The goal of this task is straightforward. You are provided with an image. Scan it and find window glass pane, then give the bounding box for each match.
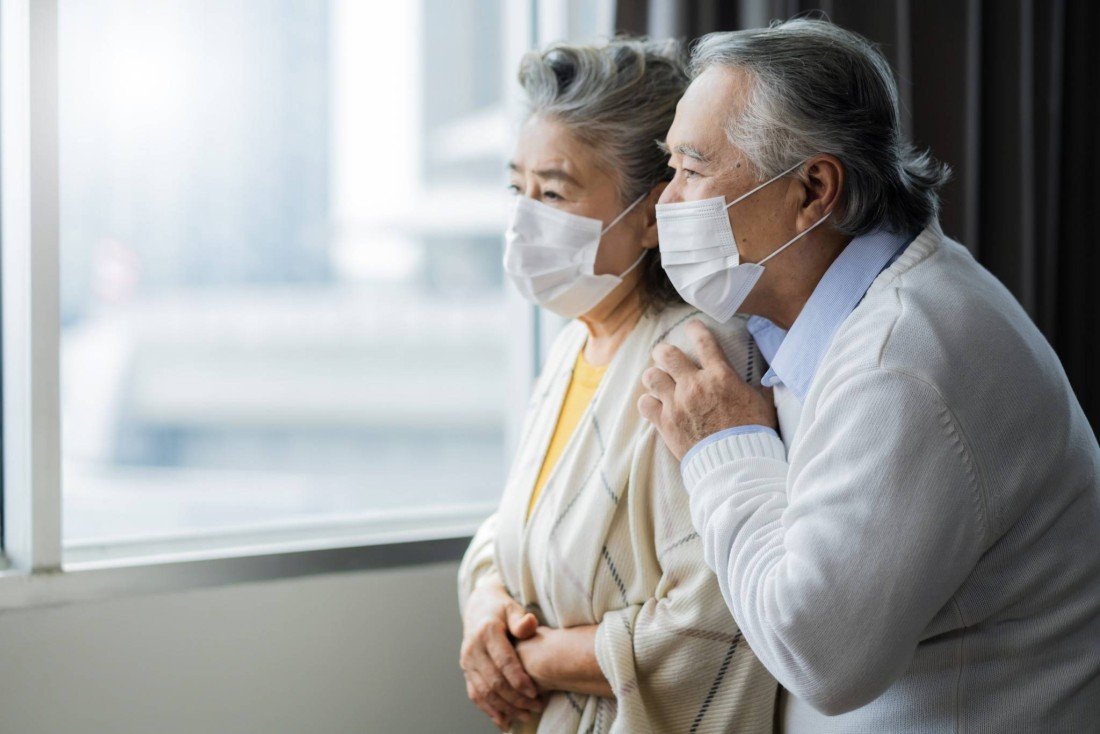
[59,0,513,545]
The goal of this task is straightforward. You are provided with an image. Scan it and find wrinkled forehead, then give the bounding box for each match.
[666,65,753,161]
[511,115,619,191]
[512,116,601,179]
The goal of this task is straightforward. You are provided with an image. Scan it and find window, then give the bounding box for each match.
[56,0,532,553]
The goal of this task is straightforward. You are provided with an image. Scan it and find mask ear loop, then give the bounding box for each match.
[617,247,649,278]
[600,192,649,235]
[594,191,652,278]
[724,159,806,211]
[758,210,833,266]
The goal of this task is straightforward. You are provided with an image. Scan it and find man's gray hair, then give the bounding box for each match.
[691,18,950,236]
[518,37,688,204]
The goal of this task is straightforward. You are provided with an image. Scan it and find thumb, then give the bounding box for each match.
[506,606,538,639]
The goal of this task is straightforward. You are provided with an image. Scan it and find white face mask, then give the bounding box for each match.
[504,193,647,319]
[655,160,831,322]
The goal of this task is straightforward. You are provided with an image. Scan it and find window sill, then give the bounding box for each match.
[0,503,490,611]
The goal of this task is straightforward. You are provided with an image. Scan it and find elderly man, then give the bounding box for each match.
[638,18,1100,733]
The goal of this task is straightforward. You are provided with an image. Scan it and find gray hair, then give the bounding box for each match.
[518,37,689,309]
[691,18,950,236]
[518,37,688,204]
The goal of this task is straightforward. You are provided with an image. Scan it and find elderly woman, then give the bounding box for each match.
[457,38,776,733]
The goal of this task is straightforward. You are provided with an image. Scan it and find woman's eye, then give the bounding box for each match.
[542,191,562,202]
[682,168,699,180]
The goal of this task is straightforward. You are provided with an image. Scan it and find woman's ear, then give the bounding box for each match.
[640,181,668,250]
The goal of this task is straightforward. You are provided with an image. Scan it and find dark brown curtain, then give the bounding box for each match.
[615,0,1100,429]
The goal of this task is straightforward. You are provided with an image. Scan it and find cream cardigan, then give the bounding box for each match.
[683,226,1100,731]
[459,303,777,734]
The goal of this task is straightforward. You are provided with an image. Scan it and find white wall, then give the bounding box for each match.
[0,561,490,733]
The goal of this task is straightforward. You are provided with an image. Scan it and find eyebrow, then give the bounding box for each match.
[656,140,712,163]
[507,161,579,186]
[677,143,712,163]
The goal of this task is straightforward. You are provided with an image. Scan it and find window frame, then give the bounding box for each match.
[0,0,603,609]
[2,0,63,578]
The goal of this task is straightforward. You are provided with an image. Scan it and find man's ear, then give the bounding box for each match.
[796,154,844,228]
[640,181,668,250]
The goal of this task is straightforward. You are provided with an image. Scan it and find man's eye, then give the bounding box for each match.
[542,191,563,202]
[682,168,699,180]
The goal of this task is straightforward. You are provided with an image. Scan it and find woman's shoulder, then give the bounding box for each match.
[652,305,762,386]
[649,302,752,339]
[538,319,588,376]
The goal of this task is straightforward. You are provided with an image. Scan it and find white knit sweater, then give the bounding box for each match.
[682,224,1100,732]
[459,304,778,734]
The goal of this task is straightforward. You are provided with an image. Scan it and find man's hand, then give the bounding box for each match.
[460,574,544,731]
[638,319,777,460]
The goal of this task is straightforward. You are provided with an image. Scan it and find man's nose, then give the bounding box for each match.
[658,180,682,205]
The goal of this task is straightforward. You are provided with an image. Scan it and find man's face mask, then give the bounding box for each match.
[655,160,831,322]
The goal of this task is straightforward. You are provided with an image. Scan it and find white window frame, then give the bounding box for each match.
[0,0,579,609]
[2,0,63,579]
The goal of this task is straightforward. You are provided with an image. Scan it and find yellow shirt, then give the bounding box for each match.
[527,350,608,519]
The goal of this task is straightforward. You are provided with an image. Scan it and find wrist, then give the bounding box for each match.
[518,627,572,692]
[524,628,558,689]
[462,577,508,630]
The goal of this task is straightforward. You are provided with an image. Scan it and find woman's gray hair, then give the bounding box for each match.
[691,18,950,236]
[518,37,689,308]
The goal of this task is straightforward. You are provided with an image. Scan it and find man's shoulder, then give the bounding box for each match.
[818,226,1068,437]
[825,231,1024,380]
[811,228,1097,546]
[884,236,1046,380]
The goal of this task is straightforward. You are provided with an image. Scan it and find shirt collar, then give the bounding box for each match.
[747,228,915,403]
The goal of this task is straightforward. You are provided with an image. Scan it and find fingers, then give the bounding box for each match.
[483,688,530,724]
[484,629,540,704]
[462,627,539,709]
[686,319,731,370]
[506,608,538,640]
[641,367,675,400]
[466,676,511,731]
[465,666,532,723]
[461,597,546,731]
[652,342,697,380]
[637,393,663,424]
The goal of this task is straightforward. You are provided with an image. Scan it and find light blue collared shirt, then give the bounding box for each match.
[681,228,915,469]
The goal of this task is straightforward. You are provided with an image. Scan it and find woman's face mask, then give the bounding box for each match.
[503,193,646,319]
[655,160,831,322]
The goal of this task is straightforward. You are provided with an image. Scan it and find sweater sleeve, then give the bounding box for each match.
[457,512,500,613]
[681,368,989,716]
[594,428,777,734]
